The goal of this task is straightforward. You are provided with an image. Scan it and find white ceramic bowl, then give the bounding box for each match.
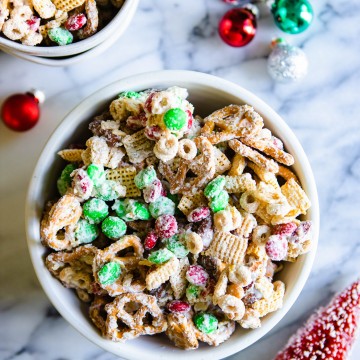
[0,0,137,67]
[0,0,138,61]
[25,70,319,360]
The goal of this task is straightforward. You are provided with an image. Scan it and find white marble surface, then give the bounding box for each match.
[1,0,360,359]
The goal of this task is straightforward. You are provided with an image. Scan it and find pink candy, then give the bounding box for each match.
[187,206,210,223]
[185,110,193,132]
[126,112,147,130]
[26,16,40,32]
[65,13,87,31]
[143,179,163,203]
[144,125,162,140]
[272,222,297,237]
[186,265,209,287]
[167,300,191,314]
[155,215,177,238]
[144,231,158,250]
[265,235,288,261]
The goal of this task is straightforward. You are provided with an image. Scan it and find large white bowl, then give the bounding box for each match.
[0,0,138,60]
[0,0,137,67]
[25,70,319,360]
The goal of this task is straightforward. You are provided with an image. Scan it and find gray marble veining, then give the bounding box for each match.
[1,0,360,359]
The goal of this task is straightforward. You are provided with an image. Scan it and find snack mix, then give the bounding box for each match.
[0,0,124,46]
[41,87,313,349]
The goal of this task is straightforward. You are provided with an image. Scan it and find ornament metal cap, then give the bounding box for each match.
[243,3,259,18]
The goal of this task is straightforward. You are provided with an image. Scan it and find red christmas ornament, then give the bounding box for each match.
[218,7,257,47]
[1,92,41,132]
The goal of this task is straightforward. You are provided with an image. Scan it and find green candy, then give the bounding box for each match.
[163,108,187,131]
[193,313,218,334]
[112,199,150,221]
[148,248,174,264]
[209,190,229,213]
[83,198,109,224]
[149,196,175,218]
[272,0,313,35]
[97,262,121,285]
[112,199,127,218]
[48,27,73,46]
[118,91,141,99]
[57,164,76,196]
[101,216,127,239]
[134,167,157,189]
[75,219,99,244]
[186,284,201,302]
[204,176,226,199]
[165,236,189,258]
[95,180,123,201]
[87,164,106,186]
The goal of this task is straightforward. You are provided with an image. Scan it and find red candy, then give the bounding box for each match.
[143,179,162,203]
[272,222,297,237]
[265,235,288,261]
[144,92,157,113]
[186,265,209,287]
[144,125,162,140]
[275,279,360,360]
[126,112,147,130]
[187,206,210,223]
[26,16,40,31]
[155,215,177,239]
[185,110,193,132]
[144,231,158,250]
[167,300,191,314]
[65,13,87,31]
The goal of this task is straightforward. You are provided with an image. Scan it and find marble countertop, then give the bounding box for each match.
[1,0,360,359]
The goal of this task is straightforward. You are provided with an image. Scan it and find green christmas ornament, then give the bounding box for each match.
[271,0,313,34]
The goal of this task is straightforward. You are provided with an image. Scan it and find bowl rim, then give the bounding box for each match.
[0,0,138,57]
[25,70,319,360]
[0,0,137,66]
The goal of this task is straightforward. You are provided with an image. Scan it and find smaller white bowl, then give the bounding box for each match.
[0,0,138,61]
[26,70,319,360]
[0,0,136,67]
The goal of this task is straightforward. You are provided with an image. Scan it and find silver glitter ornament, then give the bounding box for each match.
[267,38,308,83]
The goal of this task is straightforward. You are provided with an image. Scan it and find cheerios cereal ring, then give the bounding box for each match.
[154,132,179,162]
[2,18,29,40]
[177,139,197,161]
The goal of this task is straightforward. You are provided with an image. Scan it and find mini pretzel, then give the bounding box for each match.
[89,295,113,336]
[229,139,279,173]
[40,194,82,251]
[105,293,167,342]
[78,0,98,39]
[247,161,279,189]
[2,16,29,41]
[277,164,299,183]
[181,137,216,195]
[46,245,97,301]
[202,105,263,144]
[228,153,247,176]
[93,235,145,296]
[240,136,294,166]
